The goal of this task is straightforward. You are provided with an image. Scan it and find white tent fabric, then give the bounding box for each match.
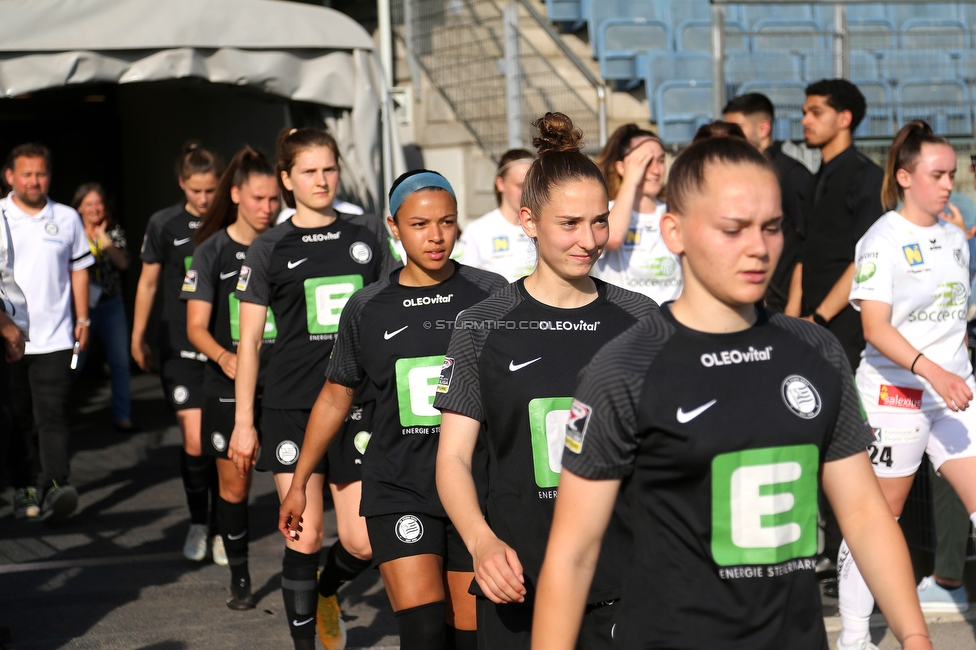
[0,0,405,212]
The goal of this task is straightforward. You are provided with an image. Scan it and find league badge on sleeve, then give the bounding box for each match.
[565,399,592,454]
[181,270,197,292]
[236,265,251,292]
[436,357,455,394]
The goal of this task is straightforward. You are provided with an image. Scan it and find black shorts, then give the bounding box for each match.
[445,520,473,573]
[366,512,449,566]
[257,408,327,474]
[327,399,373,484]
[159,356,205,411]
[475,597,618,650]
[201,396,263,459]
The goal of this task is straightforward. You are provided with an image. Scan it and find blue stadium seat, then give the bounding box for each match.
[803,51,881,82]
[598,18,672,81]
[752,19,827,51]
[896,80,972,135]
[737,81,806,140]
[725,52,803,91]
[852,80,895,138]
[676,19,749,52]
[546,0,583,23]
[654,80,713,143]
[668,0,710,25]
[891,3,966,29]
[845,5,897,49]
[954,49,976,82]
[741,4,824,30]
[900,18,969,49]
[586,0,667,57]
[846,4,892,25]
[643,52,711,118]
[879,49,956,83]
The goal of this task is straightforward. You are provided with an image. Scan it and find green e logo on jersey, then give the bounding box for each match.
[228,293,277,340]
[395,356,445,427]
[711,444,818,566]
[528,397,573,488]
[303,275,364,334]
[184,256,193,273]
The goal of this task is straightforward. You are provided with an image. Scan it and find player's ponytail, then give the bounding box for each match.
[275,127,342,209]
[521,112,607,221]
[196,147,275,244]
[882,120,949,211]
[176,140,223,182]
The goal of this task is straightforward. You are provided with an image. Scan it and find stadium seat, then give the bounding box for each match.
[545,0,584,23]
[725,52,803,92]
[896,80,972,135]
[900,18,969,49]
[852,80,896,138]
[846,3,892,25]
[737,81,806,141]
[586,0,666,56]
[653,80,713,143]
[752,19,827,51]
[668,0,710,25]
[598,18,672,81]
[954,48,976,83]
[643,52,711,118]
[741,4,823,30]
[803,51,881,83]
[879,49,956,83]
[891,3,966,29]
[676,19,749,52]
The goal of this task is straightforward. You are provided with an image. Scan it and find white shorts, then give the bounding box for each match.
[865,382,976,478]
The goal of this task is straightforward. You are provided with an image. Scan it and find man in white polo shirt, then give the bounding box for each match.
[3,143,92,523]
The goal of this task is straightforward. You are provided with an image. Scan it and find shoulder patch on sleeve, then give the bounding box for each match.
[236,265,251,292]
[182,270,197,292]
[565,398,593,454]
[436,357,455,394]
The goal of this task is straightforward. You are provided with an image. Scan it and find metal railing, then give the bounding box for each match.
[393,0,607,161]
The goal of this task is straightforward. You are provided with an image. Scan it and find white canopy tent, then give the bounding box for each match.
[0,0,406,214]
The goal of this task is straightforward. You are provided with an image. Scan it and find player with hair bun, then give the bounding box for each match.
[434,112,656,649]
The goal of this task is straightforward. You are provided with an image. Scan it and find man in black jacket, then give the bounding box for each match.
[724,93,812,312]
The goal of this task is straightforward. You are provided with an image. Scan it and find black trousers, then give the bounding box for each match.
[0,355,11,488]
[9,350,73,490]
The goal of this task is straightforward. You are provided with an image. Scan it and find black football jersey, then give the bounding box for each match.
[180,229,277,398]
[141,203,202,356]
[562,307,874,649]
[235,213,400,410]
[327,262,508,517]
[433,278,656,603]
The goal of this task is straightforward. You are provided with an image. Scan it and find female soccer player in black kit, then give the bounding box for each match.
[181,147,279,609]
[279,170,508,649]
[132,142,225,563]
[532,133,932,649]
[233,127,398,650]
[432,113,656,650]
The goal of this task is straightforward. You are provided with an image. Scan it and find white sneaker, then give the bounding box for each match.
[836,637,879,650]
[183,524,209,561]
[211,535,228,566]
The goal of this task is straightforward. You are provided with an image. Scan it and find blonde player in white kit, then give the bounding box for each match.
[836,120,976,650]
[594,124,681,303]
[455,149,536,282]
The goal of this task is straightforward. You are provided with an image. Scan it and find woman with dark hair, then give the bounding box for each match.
[532,132,930,650]
[433,112,655,649]
[180,146,279,610]
[232,127,399,650]
[835,120,976,650]
[456,149,536,282]
[72,183,132,431]
[131,141,226,563]
[594,123,681,303]
[279,169,507,649]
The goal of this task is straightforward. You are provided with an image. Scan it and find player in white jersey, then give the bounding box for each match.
[455,149,536,282]
[836,121,976,649]
[593,124,682,303]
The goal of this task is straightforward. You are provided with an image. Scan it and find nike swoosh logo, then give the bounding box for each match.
[676,399,717,424]
[173,237,191,246]
[227,530,247,540]
[384,326,408,340]
[219,271,238,280]
[509,357,541,372]
[293,617,314,627]
[287,258,308,269]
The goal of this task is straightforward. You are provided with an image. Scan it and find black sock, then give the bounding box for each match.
[452,627,477,650]
[292,639,315,650]
[180,451,211,525]
[282,547,319,640]
[935,578,962,590]
[395,601,446,650]
[217,497,249,583]
[318,541,371,597]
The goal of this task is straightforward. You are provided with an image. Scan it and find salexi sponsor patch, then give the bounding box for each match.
[181,270,198,292]
[436,357,455,394]
[700,346,773,367]
[564,399,593,454]
[878,384,922,410]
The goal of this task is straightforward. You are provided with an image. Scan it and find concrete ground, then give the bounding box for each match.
[2,372,976,649]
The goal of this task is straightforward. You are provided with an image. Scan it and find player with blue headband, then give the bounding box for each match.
[280,168,507,649]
